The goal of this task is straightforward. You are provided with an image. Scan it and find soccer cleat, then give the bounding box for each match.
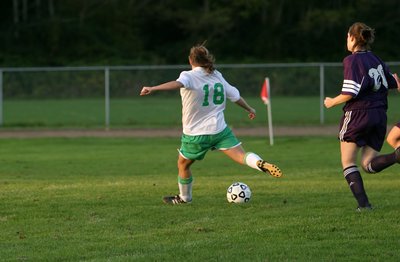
[256,160,283,178]
[356,205,373,212]
[162,195,191,204]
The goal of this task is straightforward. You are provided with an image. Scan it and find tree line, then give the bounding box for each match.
[1,0,399,67]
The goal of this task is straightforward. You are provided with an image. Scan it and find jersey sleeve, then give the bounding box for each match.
[376,56,398,90]
[213,70,240,102]
[385,69,398,90]
[341,56,361,97]
[176,71,192,89]
[224,81,241,102]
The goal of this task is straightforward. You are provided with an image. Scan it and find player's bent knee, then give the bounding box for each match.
[177,157,194,170]
[362,163,376,174]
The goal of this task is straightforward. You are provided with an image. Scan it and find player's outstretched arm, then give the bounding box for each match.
[393,73,400,92]
[234,97,256,120]
[140,81,184,96]
[324,94,352,108]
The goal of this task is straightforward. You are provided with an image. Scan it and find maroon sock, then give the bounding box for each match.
[369,152,397,173]
[344,166,370,207]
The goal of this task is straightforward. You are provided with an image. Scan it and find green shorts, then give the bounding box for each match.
[179,127,241,160]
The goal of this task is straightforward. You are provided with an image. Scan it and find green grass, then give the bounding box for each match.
[3,95,400,128]
[0,136,399,261]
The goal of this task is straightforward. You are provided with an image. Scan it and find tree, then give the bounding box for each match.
[1,0,399,66]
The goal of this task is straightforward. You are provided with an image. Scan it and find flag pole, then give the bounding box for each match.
[260,77,274,146]
[266,78,274,146]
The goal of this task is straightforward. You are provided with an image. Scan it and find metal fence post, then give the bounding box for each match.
[319,64,325,124]
[0,70,3,126]
[105,67,110,130]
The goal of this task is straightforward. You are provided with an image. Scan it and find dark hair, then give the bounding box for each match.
[189,44,215,74]
[348,22,375,51]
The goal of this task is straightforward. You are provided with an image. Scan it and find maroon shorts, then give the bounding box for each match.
[396,121,400,128]
[338,108,387,151]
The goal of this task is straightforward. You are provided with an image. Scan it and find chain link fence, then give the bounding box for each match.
[1,62,400,128]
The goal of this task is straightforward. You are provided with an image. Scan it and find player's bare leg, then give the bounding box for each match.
[163,155,195,204]
[387,126,400,149]
[382,125,400,165]
[222,144,282,178]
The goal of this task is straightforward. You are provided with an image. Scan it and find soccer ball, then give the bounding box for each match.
[226,182,251,203]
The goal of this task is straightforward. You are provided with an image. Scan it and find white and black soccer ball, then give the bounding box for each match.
[226,182,251,203]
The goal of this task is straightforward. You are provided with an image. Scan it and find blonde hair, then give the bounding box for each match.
[189,43,215,74]
[348,22,375,51]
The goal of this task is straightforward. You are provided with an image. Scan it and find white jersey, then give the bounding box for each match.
[176,67,241,135]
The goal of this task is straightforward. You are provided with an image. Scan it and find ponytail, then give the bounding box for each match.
[189,44,215,74]
[348,22,375,50]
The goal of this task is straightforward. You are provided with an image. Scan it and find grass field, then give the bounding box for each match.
[0,136,399,261]
[3,95,400,128]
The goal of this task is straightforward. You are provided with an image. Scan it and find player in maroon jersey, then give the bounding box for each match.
[324,22,400,211]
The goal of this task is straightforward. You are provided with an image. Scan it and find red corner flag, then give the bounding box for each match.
[260,77,274,145]
[260,77,270,104]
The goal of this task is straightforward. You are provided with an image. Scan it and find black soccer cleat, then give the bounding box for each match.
[356,205,373,212]
[257,160,283,178]
[162,195,191,204]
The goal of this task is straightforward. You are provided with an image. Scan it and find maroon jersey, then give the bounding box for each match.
[341,51,397,111]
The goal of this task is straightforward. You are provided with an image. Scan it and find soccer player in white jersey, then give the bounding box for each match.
[140,44,282,204]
